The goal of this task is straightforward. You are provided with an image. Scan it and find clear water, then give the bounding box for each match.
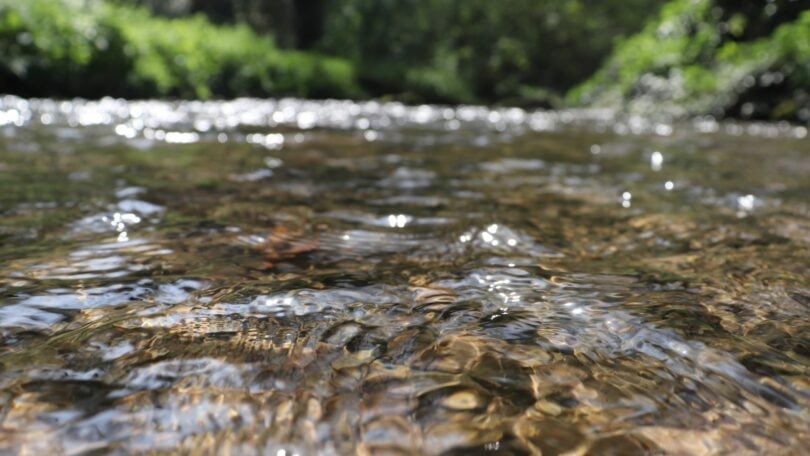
[1,96,809,454]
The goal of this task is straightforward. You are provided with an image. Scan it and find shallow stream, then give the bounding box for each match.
[1,96,809,454]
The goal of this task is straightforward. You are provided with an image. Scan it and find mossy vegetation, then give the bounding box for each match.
[570,0,810,121]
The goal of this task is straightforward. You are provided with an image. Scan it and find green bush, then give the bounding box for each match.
[0,0,360,99]
[0,0,132,97]
[569,0,810,121]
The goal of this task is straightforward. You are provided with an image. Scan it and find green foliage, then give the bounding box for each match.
[570,0,810,121]
[320,0,664,106]
[0,0,359,99]
[2,0,806,121]
[0,0,132,97]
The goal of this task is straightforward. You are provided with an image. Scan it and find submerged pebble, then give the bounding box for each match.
[441,390,487,411]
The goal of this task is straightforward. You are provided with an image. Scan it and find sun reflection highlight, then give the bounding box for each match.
[387,214,409,228]
[102,212,142,242]
[621,191,632,208]
[650,151,663,171]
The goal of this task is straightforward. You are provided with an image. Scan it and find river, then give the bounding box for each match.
[1,96,809,454]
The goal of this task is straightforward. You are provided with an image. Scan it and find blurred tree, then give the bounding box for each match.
[295,0,327,49]
[113,0,666,103]
[319,0,666,104]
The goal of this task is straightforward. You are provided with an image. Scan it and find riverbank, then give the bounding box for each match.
[1,0,808,122]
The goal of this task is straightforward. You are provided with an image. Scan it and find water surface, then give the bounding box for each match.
[1,96,809,454]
